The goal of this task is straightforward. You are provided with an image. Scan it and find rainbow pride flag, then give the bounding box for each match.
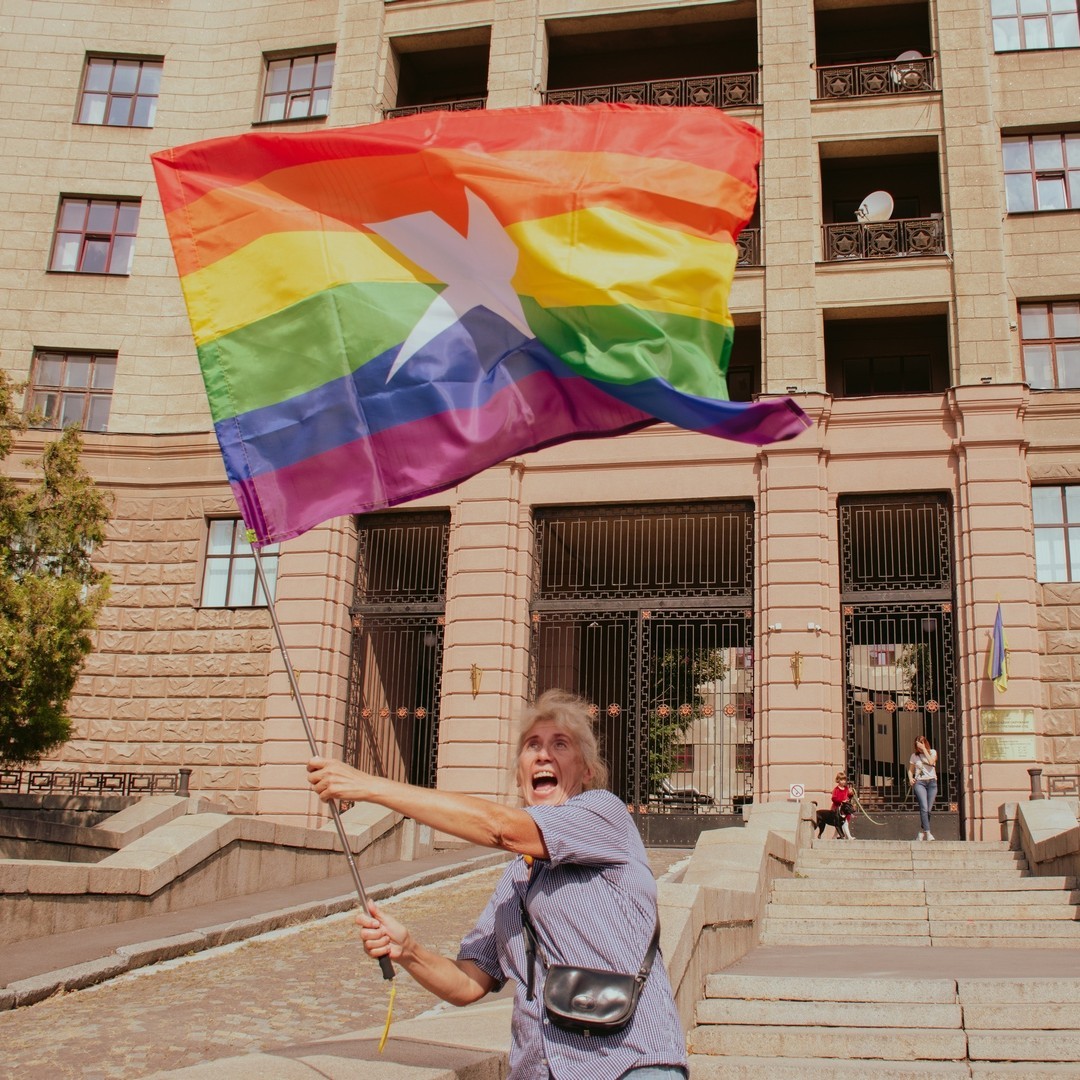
[153,104,810,545]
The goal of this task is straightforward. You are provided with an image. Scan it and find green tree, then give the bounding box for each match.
[0,371,112,766]
[645,645,727,798]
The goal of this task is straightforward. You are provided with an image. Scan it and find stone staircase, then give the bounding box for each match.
[688,839,1080,1077]
[763,839,1080,947]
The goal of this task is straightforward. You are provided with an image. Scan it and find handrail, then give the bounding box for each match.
[542,71,759,110]
[816,56,936,99]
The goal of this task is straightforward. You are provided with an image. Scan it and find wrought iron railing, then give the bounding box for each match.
[736,228,761,268]
[823,217,946,262]
[383,97,487,120]
[0,768,190,796]
[542,72,759,111]
[816,56,936,100]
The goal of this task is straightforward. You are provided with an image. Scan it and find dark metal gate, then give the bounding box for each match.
[839,494,962,838]
[531,501,755,844]
[345,512,449,788]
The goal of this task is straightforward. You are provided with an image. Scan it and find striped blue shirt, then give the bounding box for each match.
[458,789,687,1079]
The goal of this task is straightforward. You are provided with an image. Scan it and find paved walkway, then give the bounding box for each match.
[0,848,691,1079]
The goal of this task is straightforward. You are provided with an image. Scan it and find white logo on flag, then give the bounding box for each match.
[368,188,533,381]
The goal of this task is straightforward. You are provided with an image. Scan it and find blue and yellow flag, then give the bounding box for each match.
[989,603,1008,693]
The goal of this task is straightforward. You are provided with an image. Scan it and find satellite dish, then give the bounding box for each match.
[855,190,894,223]
[892,49,925,89]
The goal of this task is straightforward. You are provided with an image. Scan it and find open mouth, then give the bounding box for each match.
[532,770,558,795]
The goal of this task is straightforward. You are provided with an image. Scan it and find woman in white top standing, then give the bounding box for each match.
[908,734,938,841]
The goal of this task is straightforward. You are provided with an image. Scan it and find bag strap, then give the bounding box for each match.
[519,896,660,1002]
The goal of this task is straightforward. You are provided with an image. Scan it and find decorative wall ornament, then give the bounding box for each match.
[790,651,803,687]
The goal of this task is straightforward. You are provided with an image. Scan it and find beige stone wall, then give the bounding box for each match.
[1,0,1078,834]
[1037,584,1080,777]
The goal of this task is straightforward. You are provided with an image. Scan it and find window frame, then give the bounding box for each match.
[200,519,280,608]
[77,54,163,128]
[258,47,336,124]
[1032,485,1080,583]
[1019,300,1080,389]
[1003,133,1080,213]
[26,349,118,433]
[992,0,1080,52]
[48,196,140,275]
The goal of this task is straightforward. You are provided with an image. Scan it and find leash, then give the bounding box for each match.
[851,790,888,826]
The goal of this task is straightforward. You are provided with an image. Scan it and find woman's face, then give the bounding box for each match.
[915,737,927,752]
[517,719,593,807]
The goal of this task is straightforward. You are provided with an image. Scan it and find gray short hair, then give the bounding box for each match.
[516,689,610,791]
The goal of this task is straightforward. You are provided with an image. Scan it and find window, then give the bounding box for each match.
[78,56,162,127]
[1020,301,1080,388]
[992,0,1080,51]
[1003,134,1080,212]
[672,744,695,772]
[201,520,279,606]
[260,50,334,122]
[1033,486,1080,581]
[28,350,117,432]
[49,197,139,274]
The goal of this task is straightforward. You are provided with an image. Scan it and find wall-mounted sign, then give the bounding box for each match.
[981,735,1037,761]
[980,708,1035,734]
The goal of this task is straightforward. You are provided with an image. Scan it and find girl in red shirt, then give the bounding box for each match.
[831,771,855,839]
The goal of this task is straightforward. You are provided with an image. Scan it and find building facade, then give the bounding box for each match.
[1,0,1078,840]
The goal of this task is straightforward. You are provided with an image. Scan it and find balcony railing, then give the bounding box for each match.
[816,56,936,100]
[384,97,487,120]
[542,72,760,111]
[0,768,190,797]
[736,228,761,267]
[822,216,946,262]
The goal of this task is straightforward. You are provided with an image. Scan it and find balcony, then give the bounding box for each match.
[816,54,936,100]
[542,72,759,111]
[384,97,486,120]
[822,216,945,261]
[825,313,950,398]
[385,27,489,119]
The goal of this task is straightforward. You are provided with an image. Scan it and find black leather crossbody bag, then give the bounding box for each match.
[519,897,660,1037]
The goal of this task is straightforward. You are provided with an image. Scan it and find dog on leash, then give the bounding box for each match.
[815,800,854,839]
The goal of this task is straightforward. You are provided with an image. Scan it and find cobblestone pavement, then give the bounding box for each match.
[0,850,691,1080]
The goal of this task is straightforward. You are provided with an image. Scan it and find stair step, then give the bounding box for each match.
[705,974,957,1003]
[767,904,928,921]
[918,875,1063,891]
[796,868,1030,882]
[969,1066,1080,1077]
[964,1003,1080,1029]
[763,917,928,936]
[760,932,931,946]
[768,885,928,902]
[690,1024,968,1060]
[930,920,1080,938]
[695,998,961,1028]
[932,904,1078,920]
[968,1030,1080,1062]
[924,936,1080,949]
[959,979,1080,1003]
[687,1055,972,1079]
[924,884,1079,899]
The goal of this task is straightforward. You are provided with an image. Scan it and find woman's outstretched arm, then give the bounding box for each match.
[307,757,548,859]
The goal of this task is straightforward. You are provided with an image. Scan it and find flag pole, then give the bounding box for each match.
[252,546,394,981]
